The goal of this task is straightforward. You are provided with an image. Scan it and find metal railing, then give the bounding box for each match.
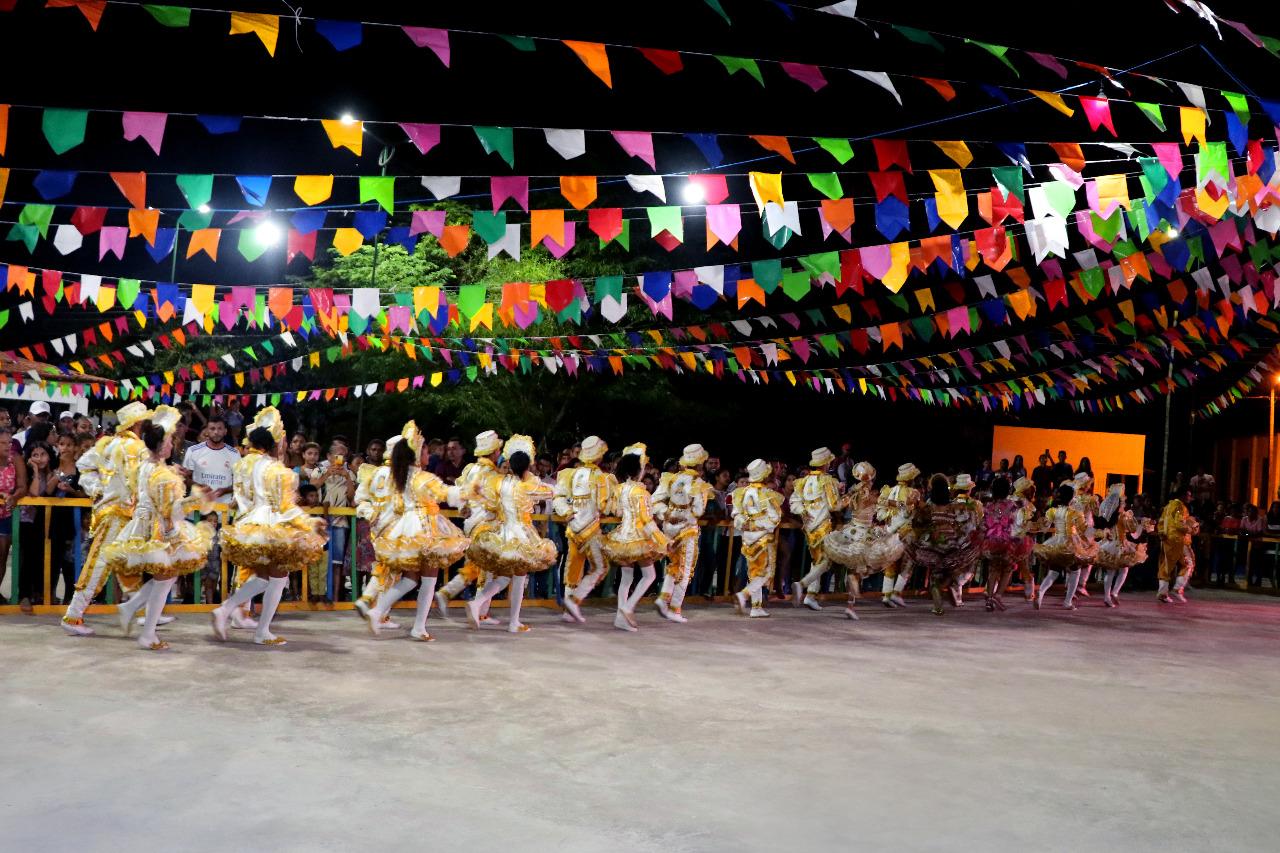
[10,498,1250,615]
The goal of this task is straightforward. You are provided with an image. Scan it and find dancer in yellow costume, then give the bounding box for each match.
[1033,483,1097,611]
[789,446,849,612]
[106,406,213,650]
[364,422,469,641]
[1157,489,1199,604]
[354,434,403,630]
[60,401,153,636]
[212,407,326,646]
[825,461,886,620]
[652,443,714,623]
[731,459,783,618]
[436,430,505,626]
[552,435,616,624]
[875,463,922,608]
[1069,471,1100,598]
[1095,483,1152,608]
[603,443,668,632]
[463,435,557,634]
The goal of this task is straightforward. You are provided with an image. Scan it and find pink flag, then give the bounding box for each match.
[400,123,441,156]
[611,130,656,168]
[780,62,828,91]
[491,176,529,213]
[122,111,167,155]
[402,27,450,66]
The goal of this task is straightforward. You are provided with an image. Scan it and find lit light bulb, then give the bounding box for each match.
[681,183,706,205]
[340,113,357,126]
[255,221,282,246]
[1167,226,1179,237]
[197,203,211,214]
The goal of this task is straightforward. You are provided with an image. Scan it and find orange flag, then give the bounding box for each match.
[0,168,8,208]
[187,228,221,260]
[0,104,8,157]
[737,278,765,309]
[560,175,597,210]
[750,135,796,164]
[530,209,566,247]
[47,0,106,30]
[820,198,855,232]
[563,41,612,87]
[127,208,160,245]
[917,77,956,101]
[111,172,146,208]
[439,224,471,257]
[268,287,293,320]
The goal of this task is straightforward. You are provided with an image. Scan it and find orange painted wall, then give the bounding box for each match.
[991,426,1146,492]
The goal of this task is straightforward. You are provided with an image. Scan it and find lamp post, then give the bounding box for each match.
[1270,375,1280,505]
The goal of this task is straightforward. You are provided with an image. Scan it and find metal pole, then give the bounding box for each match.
[1270,383,1276,507]
[1160,310,1178,501]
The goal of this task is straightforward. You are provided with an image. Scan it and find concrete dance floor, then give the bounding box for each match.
[2,589,1277,852]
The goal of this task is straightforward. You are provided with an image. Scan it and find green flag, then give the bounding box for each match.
[807,173,842,200]
[42,108,88,155]
[143,5,191,26]
[358,176,395,213]
[474,126,515,167]
[813,137,854,165]
[176,174,214,209]
[715,55,764,86]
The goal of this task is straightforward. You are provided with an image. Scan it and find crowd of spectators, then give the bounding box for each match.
[5,399,1280,612]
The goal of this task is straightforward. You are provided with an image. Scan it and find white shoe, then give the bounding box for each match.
[733,591,748,615]
[949,585,962,607]
[381,617,401,630]
[563,595,584,623]
[561,612,578,623]
[667,610,688,623]
[1157,593,1173,604]
[655,597,671,618]
[1102,596,1115,608]
[253,634,288,646]
[749,607,770,618]
[613,612,637,632]
[465,601,482,630]
[137,636,170,651]
[409,630,435,642]
[890,594,907,608]
[210,607,229,641]
[354,599,372,620]
[1173,590,1187,604]
[509,622,531,634]
[479,613,505,627]
[844,607,859,621]
[61,618,94,636]
[803,594,822,611]
[434,591,453,622]
[230,610,258,630]
[367,611,384,636]
[136,614,176,627]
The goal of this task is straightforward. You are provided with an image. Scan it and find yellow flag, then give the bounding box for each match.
[1029,90,1075,117]
[294,175,334,206]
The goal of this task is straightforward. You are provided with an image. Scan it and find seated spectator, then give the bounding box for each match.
[974,460,994,490]
[1266,500,1280,533]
